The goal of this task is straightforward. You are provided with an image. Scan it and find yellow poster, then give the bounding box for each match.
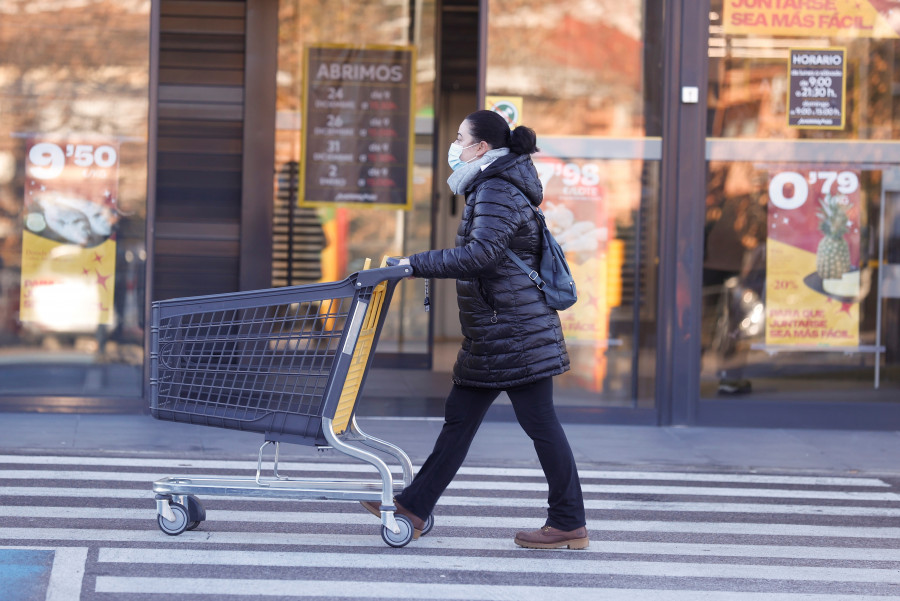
[765,169,861,346]
[723,0,900,38]
[485,96,524,128]
[20,139,119,329]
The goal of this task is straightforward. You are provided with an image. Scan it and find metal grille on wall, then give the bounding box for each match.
[272,162,326,288]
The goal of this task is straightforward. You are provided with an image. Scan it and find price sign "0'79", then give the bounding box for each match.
[27,142,118,180]
[768,170,859,211]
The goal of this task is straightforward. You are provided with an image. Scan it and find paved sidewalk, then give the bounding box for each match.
[1,412,899,475]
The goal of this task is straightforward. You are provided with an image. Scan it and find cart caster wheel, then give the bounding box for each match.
[381,514,414,548]
[157,502,189,536]
[421,513,434,536]
[184,495,205,530]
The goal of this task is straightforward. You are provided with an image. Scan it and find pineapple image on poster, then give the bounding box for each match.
[765,169,861,347]
[815,194,856,294]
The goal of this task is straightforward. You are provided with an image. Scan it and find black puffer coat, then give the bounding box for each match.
[409,152,569,389]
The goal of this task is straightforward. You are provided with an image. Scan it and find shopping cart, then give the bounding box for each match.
[149,263,432,547]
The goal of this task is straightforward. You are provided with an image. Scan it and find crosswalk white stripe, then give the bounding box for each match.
[96,547,900,583]
[91,577,898,601]
[441,496,900,517]
[1,507,898,538]
[0,455,886,487]
[5,528,898,562]
[4,486,899,518]
[447,481,900,500]
[0,486,148,499]
[3,470,895,501]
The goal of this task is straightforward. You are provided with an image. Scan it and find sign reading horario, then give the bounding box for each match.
[301,44,415,209]
[788,48,846,129]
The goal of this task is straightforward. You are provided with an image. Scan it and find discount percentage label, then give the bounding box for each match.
[772,279,798,291]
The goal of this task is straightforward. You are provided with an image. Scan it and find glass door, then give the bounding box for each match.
[701,1,900,404]
[274,0,437,365]
[484,0,665,410]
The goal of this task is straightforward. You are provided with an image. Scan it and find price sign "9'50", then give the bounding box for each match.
[28,142,118,180]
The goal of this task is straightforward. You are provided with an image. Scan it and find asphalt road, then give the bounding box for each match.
[2,450,899,600]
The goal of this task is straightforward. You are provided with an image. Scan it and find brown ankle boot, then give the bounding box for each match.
[514,525,589,549]
[360,499,424,539]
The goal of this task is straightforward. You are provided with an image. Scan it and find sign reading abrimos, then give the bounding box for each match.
[788,48,846,129]
[301,44,415,209]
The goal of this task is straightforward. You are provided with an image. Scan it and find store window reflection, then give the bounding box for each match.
[274,0,436,358]
[486,0,663,407]
[703,2,900,399]
[0,1,149,400]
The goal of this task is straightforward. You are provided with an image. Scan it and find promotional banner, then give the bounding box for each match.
[534,156,621,391]
[765,168,861,347]
[723,0,900,38]
[20,138,119,330]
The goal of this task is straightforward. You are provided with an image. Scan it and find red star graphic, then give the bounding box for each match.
[82,267,90,275]
[839,302,854,315]
[96,270,111,290]
[93,252,103,263]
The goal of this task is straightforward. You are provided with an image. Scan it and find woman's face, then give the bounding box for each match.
[455,120,488,163]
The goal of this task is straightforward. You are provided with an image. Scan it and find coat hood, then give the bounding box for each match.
[467,152,544,207]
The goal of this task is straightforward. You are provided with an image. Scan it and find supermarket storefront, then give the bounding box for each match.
[0,0,898,428]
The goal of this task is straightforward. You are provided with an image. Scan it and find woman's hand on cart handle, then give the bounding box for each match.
[386,256,415,278]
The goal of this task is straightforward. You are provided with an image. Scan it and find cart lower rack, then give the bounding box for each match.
[149,264,431,547]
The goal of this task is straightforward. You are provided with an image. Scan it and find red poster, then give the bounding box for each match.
[765,169,861,347]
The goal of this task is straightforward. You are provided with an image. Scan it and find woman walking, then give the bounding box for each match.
[363,109,588,549]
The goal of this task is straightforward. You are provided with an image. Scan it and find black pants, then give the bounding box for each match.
[394,377,586,531]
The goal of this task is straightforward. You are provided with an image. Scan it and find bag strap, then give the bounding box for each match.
[504,183,547,290]
[504,248,546,290]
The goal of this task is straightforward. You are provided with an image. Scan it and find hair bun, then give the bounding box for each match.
[509,125,539,155]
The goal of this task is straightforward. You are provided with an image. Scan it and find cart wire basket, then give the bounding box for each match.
[149,263,431,547]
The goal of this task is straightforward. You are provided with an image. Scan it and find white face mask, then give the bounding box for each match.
[447,141,478,171]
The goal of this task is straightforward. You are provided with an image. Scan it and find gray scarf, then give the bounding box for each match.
[447,147,510,195]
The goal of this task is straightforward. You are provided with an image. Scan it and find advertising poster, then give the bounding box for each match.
[485,96,524,128]
[20,138,119,330]
[765,169,862,347]
[301,44,415,209]
[723,0,900,38]
[788,48,846,129]
[533,156,620,391]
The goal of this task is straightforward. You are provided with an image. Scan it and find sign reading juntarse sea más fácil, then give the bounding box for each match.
[301,44,415,209]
